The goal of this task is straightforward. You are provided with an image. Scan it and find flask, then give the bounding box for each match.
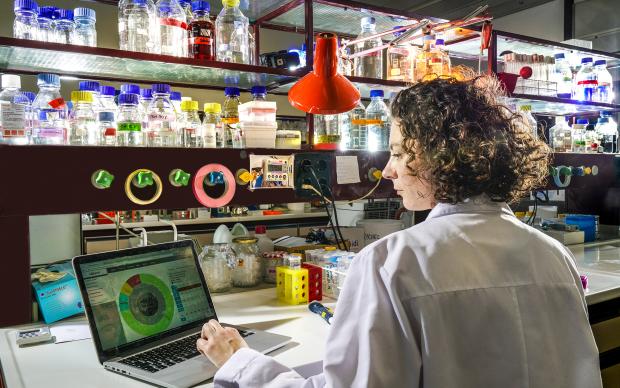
[222,87,241,148]
[347,100,367,150]
[13,0,39,40]
[571,118,588,153]
[146,83,177,147]
[37,6,59,43]
[69,91,98,145]
[202,102,220,148]
[215,0,249,64]
[188,0,215,60]
[595,114,618,153]
[549,116,572,153]
[116,93,144,146]
[73,7,97,47]
[365,90,390,151]
[594,60,614,104]
[180,100,203,147]
[552,53,572,99]
[354,16,383,79]
[387,27,413,82]
[574,57,597,102]
[0,74,30,145]
[99,112,116,146]
[55,9,75,45]
[32,73,67,145]
[118,0,160,54]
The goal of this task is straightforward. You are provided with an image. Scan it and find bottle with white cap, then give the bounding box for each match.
[354,16,383,79]
[13,0,39,40]
[0,74,30,145]
[73,8,97,47]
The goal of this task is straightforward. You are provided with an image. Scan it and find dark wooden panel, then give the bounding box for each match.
[0,216,31,327]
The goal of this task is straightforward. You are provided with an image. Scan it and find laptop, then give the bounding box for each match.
[73,240,291,388]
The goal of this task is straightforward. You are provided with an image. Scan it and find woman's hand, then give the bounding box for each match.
[196,319,249,368]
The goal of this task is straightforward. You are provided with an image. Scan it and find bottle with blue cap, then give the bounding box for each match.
[100,85,118,119]
[139,88,153,129]
[0,74,30,145]
[118,0,160,54]
[69,90,97,145]
[188,0,215,60]
[222,87,241,148]
[571,118,589,153]
[170,91,182,114]
[593,60,613,104]
[13,0,39,40]
[37,6,60,43]
[121,84,140,95]
[55,9,75,44]
[365,89,389,151]
[73,7,97,47]
[215,0,249,64]
[117,93,144,146]
[595,113,618,153]
[433,39,451,76]
[354,16,383,79]
[574,57,597,102]
[157,0,188,57]
[552,53,572,99]
[32,73,67,145]
[146,83,177,147]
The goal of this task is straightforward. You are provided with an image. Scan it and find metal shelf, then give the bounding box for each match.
[505,94,620,115]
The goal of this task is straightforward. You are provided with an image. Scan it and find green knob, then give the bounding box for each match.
[548,166,558,177]
[134,171,154,188]
[92,169,114,189]
[558,166,572,176]
[170,169,191,187]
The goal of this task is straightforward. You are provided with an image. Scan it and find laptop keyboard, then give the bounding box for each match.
[119,329,253,373]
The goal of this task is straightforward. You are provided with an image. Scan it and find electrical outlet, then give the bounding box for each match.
[294,152,332,198]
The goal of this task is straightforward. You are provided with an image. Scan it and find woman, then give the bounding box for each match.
[197,76,602,387]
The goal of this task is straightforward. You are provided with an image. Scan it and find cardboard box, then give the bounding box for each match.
[32,262,84,324]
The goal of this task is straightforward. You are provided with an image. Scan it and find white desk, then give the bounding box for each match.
[0,288,332,388]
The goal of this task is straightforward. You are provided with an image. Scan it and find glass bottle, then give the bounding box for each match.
[552,53,572,99]
[116,93,144,146]
[99,85,118,121]
[595,114,618,153]
[314,114,340,149]
[69,91,98,145]
[574,57,597,102]
[202,102,220,148]
[118,0,160,54]
[251,85,266,101]
[32,73,67,145]
[139,87,153,128]
[199,244,234,293]
[23,91,36,138]
[79,80,103,113]
[549,116,572,153]
[365,89,389,151]
[121,83,140,95]
[434,39,451,76]
[13,0,39,40]
[99,112,116,146]
[354,16,383,79]
[170,91,182,114]
[594,60,614,104]
[414,35,435,81]
[222,87,241,148]
[518,105,538,139]
[146,83,177,147]
[55,9,75,45]
[188,0,215,60]
[572,118,588,153]
[157,0,188,57]
[0,74,30,145]
[387,27,413,82]
[73,7,97,47]
[215,0,249,64]
[584,125,601,153]
[231,236,262,287]
[180,100,203,147]
[347,100,367,150]
[178,0,193,20]
[37,6,59,43]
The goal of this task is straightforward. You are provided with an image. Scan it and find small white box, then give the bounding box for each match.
[242,122,277,148]
[239,101,277,123]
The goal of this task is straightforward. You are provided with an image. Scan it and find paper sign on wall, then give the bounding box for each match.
[336,156,361,184]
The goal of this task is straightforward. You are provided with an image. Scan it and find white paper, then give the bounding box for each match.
[50,323,91,344]
[335,156,361,185]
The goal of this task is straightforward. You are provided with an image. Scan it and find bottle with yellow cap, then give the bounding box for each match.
[202,102,219,148]
[179,100,202,147]
[215,0,249,64]
[69,90,97,145]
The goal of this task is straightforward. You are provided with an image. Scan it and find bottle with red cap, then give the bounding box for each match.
[254,225,274,255]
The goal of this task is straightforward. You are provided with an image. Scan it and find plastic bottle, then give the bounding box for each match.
[222,87,241,148]
[387,27,413,82]
[595,114,618,153]
[116,93,144,146]
[170,91,182,114]
[36,6,59,43]
[254,225,274,255]
[0,75,30,145]
[549,116,572,153]
[79,81,102,112]
[32,73,67,145]
[180,100,203,147]
[572,118,588,152]
[203,102,220,148]
[55,9,75,45]
[552,53,572,99]
[519,105,538,139]
[188,0,215,60]
[99,86,118,120]
[99,112,116,146]
[146,83,177,147]
[73,8,97,47]
[157,0,188,57]
[215,0,249,64]
[139,87,153,129]
[575,57,597,102]
[69,91,97,145]
[13,0,39,40]
[594,60,614,104]
[118,0,160,54]
[365,90,389,151]
[347,100,367,150]
[414,35,435,81]
[354,16,383,79]
[434,39,451,76]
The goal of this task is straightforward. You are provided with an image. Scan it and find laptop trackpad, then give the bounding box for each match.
[156,357,217,387]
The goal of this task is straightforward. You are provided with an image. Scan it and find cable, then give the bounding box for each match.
[306,167,344,250]
[308,167,348,252]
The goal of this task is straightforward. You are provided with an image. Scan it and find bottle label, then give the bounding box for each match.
[577,80,598,86]
[0,103,26,131]
[222,117,239,124]
[351,119,367,125]
[118,122,142,132]
[191,36,212,45]
[160,18,188,30]
[365,119,384,125]
[48,98,66,109]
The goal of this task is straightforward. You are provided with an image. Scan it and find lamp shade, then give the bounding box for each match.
[288,33,360,115]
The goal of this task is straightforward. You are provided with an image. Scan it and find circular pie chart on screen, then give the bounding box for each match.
[118,274,174,336]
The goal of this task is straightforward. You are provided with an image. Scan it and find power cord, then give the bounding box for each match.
[308,167,349,252]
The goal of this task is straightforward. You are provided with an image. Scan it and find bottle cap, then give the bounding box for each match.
[14,0,38,12]
[255,225,266,234]
[99,85,115,96]
[435,38,445,45]
[38,6,58,18]
[581,57,593,64]
[203,102,221,113]
[222,0,240,7]
[594,59,606,66]
[152,83,171,94]
[601,111,614,118]
[369,89,384,98]
[224,87,240,97]
[79,80,100,92]
[71,91,93,103]
[251,85,266,95]
[23,91,35,102]
[1,74,21,89]
[118,93,139,105]
[191,0,210,12]
[519,105,532,111]
[181,100,198,111]
[129,0,148,5]
[576,118,589,125]
[139,88,153,99]
[57,8,74,20]
[361,16,376,26]
[98,111,114,122]
[554,53,565,59]
[170,91,182,101]
[37,73,60,87]
[597,117,609,124]
[121,84,140,94]
[74,7,95,21]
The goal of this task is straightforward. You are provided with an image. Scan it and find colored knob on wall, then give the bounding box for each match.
[571,166,585,177]
[125,169,163,206]
[206,171,225,186]
[368,167,383,182]
[236,169,252,185]
[169,169,191,187]
[133,170,155,188]
[91,169,114,189]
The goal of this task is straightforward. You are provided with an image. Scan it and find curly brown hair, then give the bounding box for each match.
[390,75,550,204]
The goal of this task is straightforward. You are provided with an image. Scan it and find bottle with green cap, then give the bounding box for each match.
[180,100,203,147]
[203,102,220,148]
[215,0,249,64]
[69,90,97,145]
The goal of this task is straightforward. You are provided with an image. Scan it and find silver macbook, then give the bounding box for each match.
[73,240,291,388]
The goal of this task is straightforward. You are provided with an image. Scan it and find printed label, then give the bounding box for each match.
[0,103,26,130]
[365,119,384,125]
[118,122,142,132]
[160,18,188,30]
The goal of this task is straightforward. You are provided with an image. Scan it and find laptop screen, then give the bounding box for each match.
[75,241,216,357]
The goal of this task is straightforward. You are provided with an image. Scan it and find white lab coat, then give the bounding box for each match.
[215,197,602,388]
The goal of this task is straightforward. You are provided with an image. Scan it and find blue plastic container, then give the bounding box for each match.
[565,215,596,242]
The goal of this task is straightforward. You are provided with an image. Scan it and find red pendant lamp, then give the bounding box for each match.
[288,33,361,115]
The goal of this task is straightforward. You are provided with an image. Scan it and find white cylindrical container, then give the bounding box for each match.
[356,219,405,247]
